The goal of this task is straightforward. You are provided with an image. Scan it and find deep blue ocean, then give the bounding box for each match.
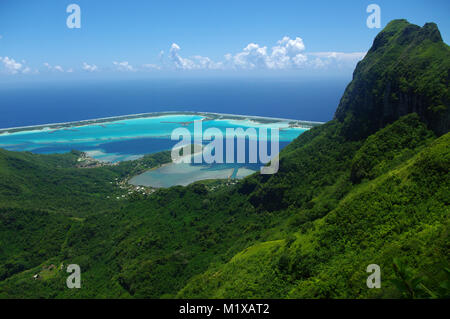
[0,76,349,129]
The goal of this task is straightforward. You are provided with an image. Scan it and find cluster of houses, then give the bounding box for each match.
[205,180,238,192]
[105,178,155,200]
[76,152,116,168]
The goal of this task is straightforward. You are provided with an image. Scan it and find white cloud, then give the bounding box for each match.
[309,51,366,60]
[0,36,366,76]
[270,37,307,69]
[0,56,23,74]
[0,56,39,74]
[160,37,364,72]
[307,52,366,69]
[229,43,269,69]
[167,43,223,70]
[82,62,98,72]
[191,56,223,70]
[44,62,65,72]
[142,63,161,70]
[279,36,306,53]
[22,67,32,74]
[113,61,135,72]
[168,43,195,70]
[222,36,309,70]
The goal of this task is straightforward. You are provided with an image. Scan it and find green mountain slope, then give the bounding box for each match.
[0,20,448,299]
[0,148,171,215]
[179,120,449,298]
[0,149,117,215]
[335,19,449,139]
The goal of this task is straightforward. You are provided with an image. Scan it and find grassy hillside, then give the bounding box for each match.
[0,20,448,298]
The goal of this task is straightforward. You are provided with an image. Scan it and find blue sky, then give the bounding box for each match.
[0,0,449,79]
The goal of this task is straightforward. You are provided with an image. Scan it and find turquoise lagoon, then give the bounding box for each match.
[0,113,315,187]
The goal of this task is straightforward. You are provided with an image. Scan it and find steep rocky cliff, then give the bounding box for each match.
[335,19,449,139]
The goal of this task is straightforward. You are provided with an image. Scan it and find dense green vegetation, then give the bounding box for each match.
[0,149,171,215]
[0,20,448,299]
[179,129,449,298]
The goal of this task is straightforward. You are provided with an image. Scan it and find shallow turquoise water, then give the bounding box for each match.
[0,114,307,162]
[129,162,240,188]
[0,113,309,187]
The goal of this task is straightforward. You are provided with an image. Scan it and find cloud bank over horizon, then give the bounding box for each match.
[0,36,366,76]
[161,36,365,71]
